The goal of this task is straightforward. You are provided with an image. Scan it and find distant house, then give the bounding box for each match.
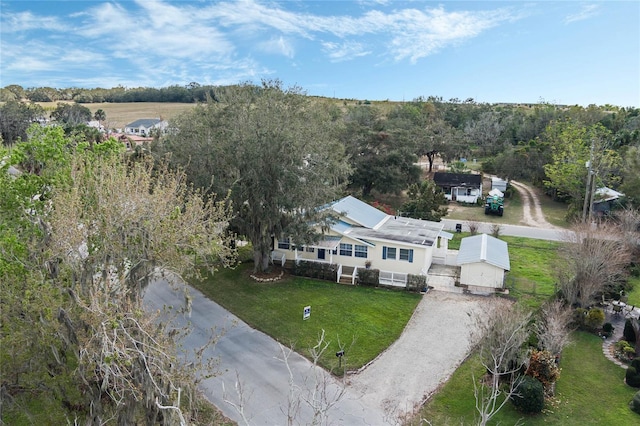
[272,196,453,287]
[592,187,625,217]
[457,233,510,293]
[433,172,483,203]
[124,118,168,137]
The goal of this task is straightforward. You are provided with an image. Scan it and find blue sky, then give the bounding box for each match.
[1,0,638,107]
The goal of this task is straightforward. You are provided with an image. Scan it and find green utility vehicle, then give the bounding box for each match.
[484,194,504,216]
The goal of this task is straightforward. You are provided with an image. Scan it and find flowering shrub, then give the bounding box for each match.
[371,200,395,215]
[525,349,560,396]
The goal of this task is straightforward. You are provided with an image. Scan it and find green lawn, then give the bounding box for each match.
[193,263,421,373]
[417,332,640,425]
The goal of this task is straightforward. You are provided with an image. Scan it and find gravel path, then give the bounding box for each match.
[347,291,506,423]
[510,180,558,228]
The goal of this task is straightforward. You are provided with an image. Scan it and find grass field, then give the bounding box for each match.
[192,263,421,374]
[416,332,639,425]
[36,101,196,129]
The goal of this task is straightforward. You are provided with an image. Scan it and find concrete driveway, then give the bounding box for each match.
[143,278,386,425]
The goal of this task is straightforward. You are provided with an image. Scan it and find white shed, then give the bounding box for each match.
[457,234,510,293]
[491,177,508,192]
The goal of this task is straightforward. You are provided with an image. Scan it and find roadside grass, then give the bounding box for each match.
[417,332,639,425]
[536,189,571,228]
[192,263,421,373]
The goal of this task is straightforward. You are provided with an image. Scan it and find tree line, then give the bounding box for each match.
[1,83,217,103]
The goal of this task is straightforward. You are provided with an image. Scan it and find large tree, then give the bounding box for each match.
[1,127,233,423]
[51,102,92,126]
[400,179,448,221]
[543,121,621,217]
[0,100,45,145]
[157,80,351,272]
[341,105,420,197]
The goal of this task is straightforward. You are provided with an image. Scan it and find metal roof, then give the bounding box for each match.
[433,172,482,187]
[327,196,445,247]
[125,118,163,128]
[329,196,387,229]
[457,233,510,270]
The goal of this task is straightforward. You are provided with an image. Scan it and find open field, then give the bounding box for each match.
[35,101,196,129]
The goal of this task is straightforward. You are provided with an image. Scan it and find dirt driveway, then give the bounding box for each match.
[347,291,506,423]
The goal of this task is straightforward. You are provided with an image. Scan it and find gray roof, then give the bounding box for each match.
[346,215,444,247]
[327,196,445,247]
[329,196,387,229]
[457,233,510,270]
[125,118,163,128]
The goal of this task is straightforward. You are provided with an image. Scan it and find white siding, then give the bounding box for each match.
[459,262,505,289]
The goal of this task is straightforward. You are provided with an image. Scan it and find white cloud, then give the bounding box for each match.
[565,4,600,24]
[322,41,371,62]
[0,10,66,33]
[257,36,295,58]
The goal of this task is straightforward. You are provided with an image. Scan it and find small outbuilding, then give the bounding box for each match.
[457,233,510,293]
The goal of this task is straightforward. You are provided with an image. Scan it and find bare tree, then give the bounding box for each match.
[557,222,631,307]
[47,153,234,424]
[474,302,531,426]
[533,299,573,357]
[468,221,480,235]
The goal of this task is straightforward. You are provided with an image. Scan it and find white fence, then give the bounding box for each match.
[379,271,408,288]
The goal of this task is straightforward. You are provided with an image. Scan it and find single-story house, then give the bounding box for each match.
[272,196,453,287]
[457,233,510,293]
[434,172,483,203]
[124,118,168,137]
[592,187,624,216]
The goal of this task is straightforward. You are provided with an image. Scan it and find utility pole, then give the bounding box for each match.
[582,139,595,222]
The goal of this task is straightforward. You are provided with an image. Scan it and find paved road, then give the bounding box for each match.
[441,218,566,241]
[143,278,386,425]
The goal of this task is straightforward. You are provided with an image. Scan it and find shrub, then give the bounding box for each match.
[625,319,637,343]
[630,390,640,415]
[357,268,379,287]
[615,340,637,362]
[511,375,545,413]
[585,308,605,330]
[632,357,640,371]
[406,274,426,292]
[626,366,640,388]
[603,322,614,337]
[525,350,560,395]
[571,307,587,329]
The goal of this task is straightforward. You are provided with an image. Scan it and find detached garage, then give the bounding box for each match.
[457,234,510,294]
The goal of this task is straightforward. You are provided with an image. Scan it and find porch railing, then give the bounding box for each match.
[336,264,342,283]
[379,270,408,287]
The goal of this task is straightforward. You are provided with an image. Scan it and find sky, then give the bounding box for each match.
[1,0,638,107]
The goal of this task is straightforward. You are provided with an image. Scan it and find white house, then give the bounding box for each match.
[272,196,453,287]
[433,172,483,204]
[124,118,168,137]
[457,233,510,294]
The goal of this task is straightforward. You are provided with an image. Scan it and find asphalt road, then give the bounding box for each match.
[143,278,386,425]
[441,218,566,241]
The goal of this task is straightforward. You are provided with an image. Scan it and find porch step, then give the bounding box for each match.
[339,276,354,285]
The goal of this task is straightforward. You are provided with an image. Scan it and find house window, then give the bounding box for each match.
[339,243,352,256]
[332,248,337,255]
[278,238,290,250]
[354,245,367,258]
[382,247,396,260]
[399,248,414,263]
[306,247,315,253]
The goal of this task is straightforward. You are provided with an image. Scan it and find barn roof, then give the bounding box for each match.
[457,233,510,271]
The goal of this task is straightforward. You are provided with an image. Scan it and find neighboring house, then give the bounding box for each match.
[272,196,453,287]
[592,187,624,217]
[124,118,168,137]
[457,233,510,293]
[433,172,483,203]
